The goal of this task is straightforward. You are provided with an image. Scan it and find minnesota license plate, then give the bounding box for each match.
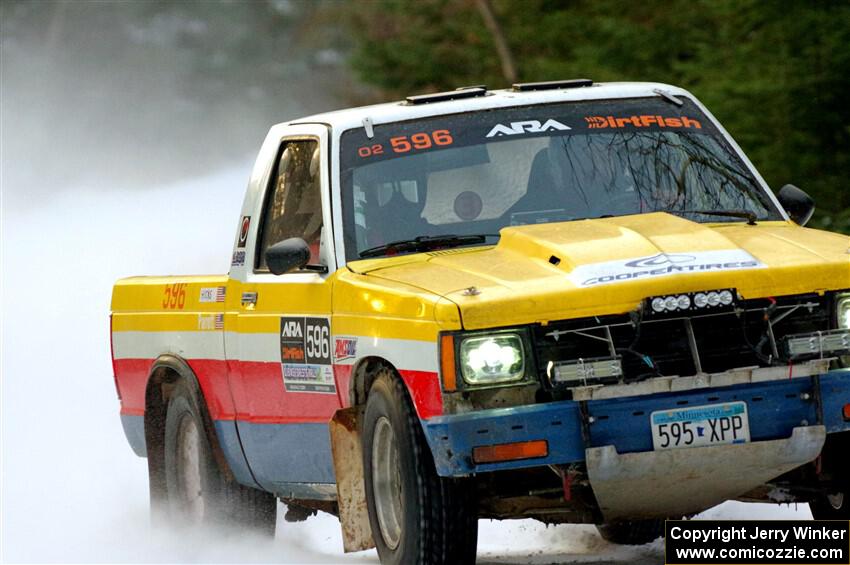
[650,401,750,450]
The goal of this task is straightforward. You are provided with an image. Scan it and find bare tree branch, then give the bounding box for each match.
[474,0,517,84]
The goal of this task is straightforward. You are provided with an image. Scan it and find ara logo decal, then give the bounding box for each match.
[485,119,571,138]
[281,320,304,338]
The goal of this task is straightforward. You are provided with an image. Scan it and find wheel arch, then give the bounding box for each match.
[348,356,394,408]
[144,354,236,506]
[348,355,434,417]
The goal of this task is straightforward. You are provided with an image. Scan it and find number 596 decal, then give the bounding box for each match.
[279,316,335,394]
[357,129,453,158]
[280,316,331,365]
[305,321,330,361]
[162,283,187,309]
[390,129,453,153]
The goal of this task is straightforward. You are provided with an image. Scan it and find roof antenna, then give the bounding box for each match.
[653,88,683,106]
[362,116,374,139]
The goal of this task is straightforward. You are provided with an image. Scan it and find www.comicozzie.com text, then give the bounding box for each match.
[670,524,847,544]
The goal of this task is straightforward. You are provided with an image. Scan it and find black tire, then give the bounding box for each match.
[810,493,850,519]
[362,369,478,565]
[597,519,665,545]
[810,432,850,519]
[163,379,276,535]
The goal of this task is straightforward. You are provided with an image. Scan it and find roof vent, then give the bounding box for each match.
[512,78,593,92]
[405,87,488,105]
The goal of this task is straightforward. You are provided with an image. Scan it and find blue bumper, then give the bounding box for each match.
[422,369,850,477]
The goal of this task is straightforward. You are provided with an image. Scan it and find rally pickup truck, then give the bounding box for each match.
[111,80,850,564]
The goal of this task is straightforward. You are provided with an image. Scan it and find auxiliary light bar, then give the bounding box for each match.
[645,289,737,316]
[548,356,623,386]
[784,329,850,359]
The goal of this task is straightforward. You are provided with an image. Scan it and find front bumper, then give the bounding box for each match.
[422,369,850,477]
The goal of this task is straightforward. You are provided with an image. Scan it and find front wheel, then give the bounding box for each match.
[362,369,478,565]
[162,380,277,534]
[810,433,850,519]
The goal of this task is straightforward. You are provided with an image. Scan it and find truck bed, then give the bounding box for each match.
[111,275,230,453]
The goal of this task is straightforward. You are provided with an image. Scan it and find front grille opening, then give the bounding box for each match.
[536,293,832,388]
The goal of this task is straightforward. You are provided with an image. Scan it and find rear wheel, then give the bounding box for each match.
[597,519,665,545]
[163,380,277,534]
[362,369,478,565]
[810,492,850,519]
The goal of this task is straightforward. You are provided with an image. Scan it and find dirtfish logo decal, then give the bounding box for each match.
[567,250,765,287]
[486,119,571,138]
[584,115,702,129]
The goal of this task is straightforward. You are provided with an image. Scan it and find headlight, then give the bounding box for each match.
[838,293,850,330]
[459,334,525,385]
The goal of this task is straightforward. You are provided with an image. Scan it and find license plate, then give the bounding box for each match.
[650,401,750,450]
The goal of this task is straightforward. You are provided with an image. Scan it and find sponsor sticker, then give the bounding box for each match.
[280,316,335,393]
[567,250,765,288]
[197,313,224,330]
[238,216,250,248]
[584,115,702,130]
[333,336,358,362]
[231,250,246,267]
[281,364,336,394]
[486,119,570,138]
[199,286,226,303]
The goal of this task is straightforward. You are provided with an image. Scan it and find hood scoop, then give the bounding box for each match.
[496,213,742,268]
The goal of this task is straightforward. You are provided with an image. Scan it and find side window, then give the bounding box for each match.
[257,139,323,271]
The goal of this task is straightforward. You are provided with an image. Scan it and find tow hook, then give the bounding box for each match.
[550,465,581,502]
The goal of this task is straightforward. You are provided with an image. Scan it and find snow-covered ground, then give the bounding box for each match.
[0,166,810,563]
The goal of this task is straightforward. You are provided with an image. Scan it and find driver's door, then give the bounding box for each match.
[225,125,341,495]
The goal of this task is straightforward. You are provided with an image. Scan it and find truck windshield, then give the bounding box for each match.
[339,96,782,261]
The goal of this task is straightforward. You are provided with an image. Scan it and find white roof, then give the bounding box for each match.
[287,81,692,132]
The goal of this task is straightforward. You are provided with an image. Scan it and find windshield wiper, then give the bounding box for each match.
[359,234,500,259]
[664,209,758,226]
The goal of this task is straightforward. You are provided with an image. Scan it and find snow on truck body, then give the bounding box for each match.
[111,81,850,559]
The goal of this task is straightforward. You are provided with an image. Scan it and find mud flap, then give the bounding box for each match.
[329,407,375,553]
[586,425,826,521]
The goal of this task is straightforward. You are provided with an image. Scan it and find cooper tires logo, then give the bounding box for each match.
[567,250,765,287]
[625,253,696,268]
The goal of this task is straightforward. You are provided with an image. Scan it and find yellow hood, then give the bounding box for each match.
[349,213,850,330]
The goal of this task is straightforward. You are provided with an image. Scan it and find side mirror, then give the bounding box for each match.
[265,237,310,275]
[777,184,815,226]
